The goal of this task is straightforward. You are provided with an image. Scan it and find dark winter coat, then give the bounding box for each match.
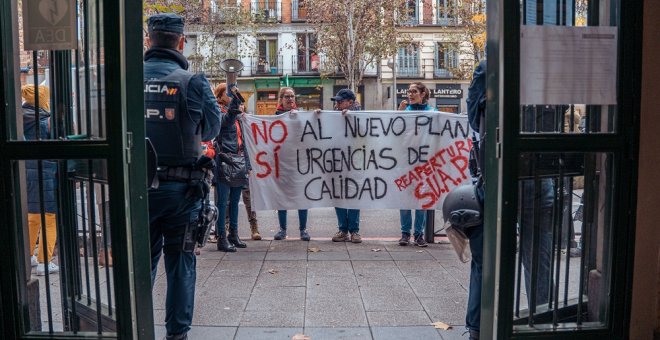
[143,47,221,142]
[23,104,58,213]
[214,105,250,171]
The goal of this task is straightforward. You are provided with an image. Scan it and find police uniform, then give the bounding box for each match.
[144,13,221,339]
[462,60,554,340]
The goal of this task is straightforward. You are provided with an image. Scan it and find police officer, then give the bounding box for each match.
[144,13,221,340]
[462,60,554,340]
[463,59,487,340]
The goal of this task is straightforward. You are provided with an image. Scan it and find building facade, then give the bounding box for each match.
[183,0,476,114]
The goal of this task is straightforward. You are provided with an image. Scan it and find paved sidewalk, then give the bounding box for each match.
[153,239,471,340]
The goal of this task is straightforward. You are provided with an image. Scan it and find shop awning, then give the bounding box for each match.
[287,77,322,87]
[254,77,322,89]
[254,78,281,90]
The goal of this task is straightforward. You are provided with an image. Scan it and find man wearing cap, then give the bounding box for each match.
[144,13,222,340]
[328,89,364,243]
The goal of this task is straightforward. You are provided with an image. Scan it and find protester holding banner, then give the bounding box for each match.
[326,89,363,243]
[273,87,311,241]
[213,83,251,252]
[398,82,433,247]
[242,102,471,212]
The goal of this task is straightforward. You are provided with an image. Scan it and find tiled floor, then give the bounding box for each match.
[153,239,470,339]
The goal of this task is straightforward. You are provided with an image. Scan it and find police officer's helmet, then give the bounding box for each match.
[442,184,483,230]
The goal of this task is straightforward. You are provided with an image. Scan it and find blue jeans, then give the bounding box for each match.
[520,179,554,307]
[335,208,360,233]
[278,209,308,230]
[149,181,201,336]
[215,182,242,232]
[399,209,427,235]
[465,224,483,332]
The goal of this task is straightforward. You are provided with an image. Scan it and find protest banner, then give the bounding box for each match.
[241,110,473,210]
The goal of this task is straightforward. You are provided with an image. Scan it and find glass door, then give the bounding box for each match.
[482,0,642,338]
[0,0,152,338]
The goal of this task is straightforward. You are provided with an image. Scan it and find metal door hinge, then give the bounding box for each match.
[126,132,133,164]
[495,127,501,159]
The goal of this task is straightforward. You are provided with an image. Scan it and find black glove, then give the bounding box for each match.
[228,84,242,111]
[195,155,216,170]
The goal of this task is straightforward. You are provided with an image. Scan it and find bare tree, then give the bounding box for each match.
[440,0,486,79]
[144,0,261,82]
[305,0,410,92]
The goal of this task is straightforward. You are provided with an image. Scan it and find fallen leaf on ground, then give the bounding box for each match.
[371,248,382,252]
[307,247,321,253]
[431,321,452,330]
[268,268,279,274]
[291,333,311,340]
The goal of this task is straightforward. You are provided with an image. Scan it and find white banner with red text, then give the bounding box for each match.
[241,110,473,210]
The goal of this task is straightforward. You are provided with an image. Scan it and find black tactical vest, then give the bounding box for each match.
[144,69,201,167]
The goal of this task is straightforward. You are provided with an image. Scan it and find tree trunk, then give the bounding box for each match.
[347,1,356,92]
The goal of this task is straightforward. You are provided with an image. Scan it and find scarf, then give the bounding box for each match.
[276,103,297,111]
[409,103,429,111]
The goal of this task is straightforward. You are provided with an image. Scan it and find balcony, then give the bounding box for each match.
[323,60,378,78]
[433,67,454,78]
[292,54,320,74]
[211,6,242,23]
[292,0,308,21]
[434,16,458,26]
[251,55,284,76]
[251,1,281,22]
[396,55,423,78]
[400,16,419,26]
[427,55,457,78]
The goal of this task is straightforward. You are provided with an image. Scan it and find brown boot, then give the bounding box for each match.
[243,188,261,241]
[250,223,262,240]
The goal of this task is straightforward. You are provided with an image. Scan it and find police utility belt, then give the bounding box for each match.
[157,166,210,182]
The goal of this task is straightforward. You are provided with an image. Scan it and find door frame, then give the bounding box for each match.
[481,0,643,338]
[0,0,153,338]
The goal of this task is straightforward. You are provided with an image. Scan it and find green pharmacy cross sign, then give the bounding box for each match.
[22,0,77,50]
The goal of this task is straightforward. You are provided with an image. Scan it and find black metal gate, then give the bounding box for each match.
[0,0,152,339]
[482,0,642,338]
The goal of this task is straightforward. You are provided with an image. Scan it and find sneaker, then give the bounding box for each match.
[332,231,349,242]
[165,332,188,340]
[36,262,59,276]
[273,228,287,240]
[569,247,582,258]
[398,233,411,246]
[414,234,428,247]
[31,256,38,267]
[300,229,311,241]
[350,233,362,243]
